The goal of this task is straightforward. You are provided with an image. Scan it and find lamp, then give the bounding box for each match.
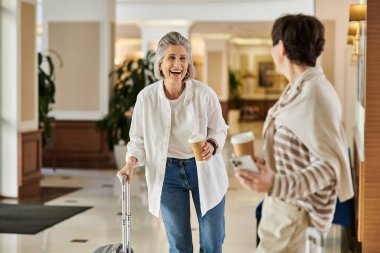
[348,21,359,36]
[347,4,367,60]
[347,35,355,45]
[349,4,367,22]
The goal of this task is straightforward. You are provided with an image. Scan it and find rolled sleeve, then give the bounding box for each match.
[206,90,228,152]
[125,94,146,166]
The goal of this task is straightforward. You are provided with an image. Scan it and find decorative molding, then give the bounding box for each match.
[18,120,38,132]
[22,0,36,5]
[49,110,105,120]
[116,0,314,22]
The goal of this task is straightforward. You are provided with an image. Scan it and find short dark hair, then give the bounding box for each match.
[271,14,325,66]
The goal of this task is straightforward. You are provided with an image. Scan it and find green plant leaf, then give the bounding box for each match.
[38,50,62,147]
[228,68,243,109]
[97,50,158,150]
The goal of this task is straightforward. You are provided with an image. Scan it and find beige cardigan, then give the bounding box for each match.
[263,67,354,202]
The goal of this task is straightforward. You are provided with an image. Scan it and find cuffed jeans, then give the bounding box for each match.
[160,157,225,253]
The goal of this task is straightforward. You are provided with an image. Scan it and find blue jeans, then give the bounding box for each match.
[160,157,225,253]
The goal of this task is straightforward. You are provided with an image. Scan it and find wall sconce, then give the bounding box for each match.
[347,4,367,60]
[349,4,367,22]
[348,21,359,36]
[347,35,355,45]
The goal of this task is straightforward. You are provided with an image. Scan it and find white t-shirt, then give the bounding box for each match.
[126,79,229,216]
[167,88,194,158]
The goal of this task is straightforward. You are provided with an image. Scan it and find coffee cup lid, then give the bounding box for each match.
[231,131,255,144]
[188,134,205,143]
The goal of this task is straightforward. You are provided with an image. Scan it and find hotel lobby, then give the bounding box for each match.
[1,0,379,252]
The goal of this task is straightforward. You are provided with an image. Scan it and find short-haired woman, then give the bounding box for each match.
[235,14,353,252]
[117,31,228,253]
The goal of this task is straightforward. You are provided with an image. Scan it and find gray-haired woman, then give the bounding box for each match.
[117,31,228,253]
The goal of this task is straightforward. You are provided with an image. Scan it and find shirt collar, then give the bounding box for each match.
[158,79,194,101]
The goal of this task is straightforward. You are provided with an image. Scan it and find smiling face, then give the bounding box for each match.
[159,45,189,84]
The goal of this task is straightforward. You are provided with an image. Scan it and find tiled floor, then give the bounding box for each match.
[0,121,344,253]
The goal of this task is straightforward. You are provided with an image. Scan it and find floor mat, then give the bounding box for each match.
[18,186,81,204]
[0,203,91,234]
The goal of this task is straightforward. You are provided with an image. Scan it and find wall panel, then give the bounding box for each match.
[42,120,114,169]
[207,51,223,96]
[18,130,41,198]
[49,22,100,111]
[363,1,380,251]
[20,2,36,122]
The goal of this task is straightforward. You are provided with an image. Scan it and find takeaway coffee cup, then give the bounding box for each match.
[188,134,206,162]
[231,131,255,157]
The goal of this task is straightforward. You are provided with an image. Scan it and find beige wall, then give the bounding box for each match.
[321,20,335,85]
[49,22,100,111]
[207,51,223,96]
[203,39,228,100]
[110,23,115,71]
[316,0,359,149]
[110,23,115,96]
[21,2,36,122]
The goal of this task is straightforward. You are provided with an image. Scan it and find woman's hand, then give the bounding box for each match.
[202,141,214,161]
[253,156,265,166]
[234,163,274,193]
[117,156,137,183]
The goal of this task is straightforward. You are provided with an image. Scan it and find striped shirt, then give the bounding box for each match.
[270,126,337,233]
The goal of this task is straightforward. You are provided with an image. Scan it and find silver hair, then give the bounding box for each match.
[153,31,195,81]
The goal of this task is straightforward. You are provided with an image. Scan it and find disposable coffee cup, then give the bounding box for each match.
[231,131,255,157]
[188,134,206,162]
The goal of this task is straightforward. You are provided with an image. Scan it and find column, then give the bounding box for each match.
[202,36,229,124]
[1,0,39,197]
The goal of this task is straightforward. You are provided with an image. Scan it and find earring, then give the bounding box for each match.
[185,72,190,77]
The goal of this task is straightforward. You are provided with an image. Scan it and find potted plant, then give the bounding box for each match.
[38,49,63,147]
[228,68,242,126]
[97,50,157,168]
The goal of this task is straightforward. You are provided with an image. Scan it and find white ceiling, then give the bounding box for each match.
[116,0,314,23]
[117,0,272,2]
[191,21,273,38]
[116,21,273,39]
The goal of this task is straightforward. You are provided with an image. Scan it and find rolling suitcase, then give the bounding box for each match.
[305,227,324,253]
[94,175,134,253]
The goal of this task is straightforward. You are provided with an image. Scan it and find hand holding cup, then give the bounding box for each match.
[188,134,206,162]
[231,131,255,158]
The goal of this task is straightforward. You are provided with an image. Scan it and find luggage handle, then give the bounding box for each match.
[121,175,131,253]
[305,227,324,253]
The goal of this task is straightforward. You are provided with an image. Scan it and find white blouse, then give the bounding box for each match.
[126,79,229,217]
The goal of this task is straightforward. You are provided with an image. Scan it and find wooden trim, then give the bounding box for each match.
[240,99,277,120]
[363,1,380,251]
[42,120,114,169]
[358,161,365,242]
[220,101,228,122]
[18,130,42,198]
